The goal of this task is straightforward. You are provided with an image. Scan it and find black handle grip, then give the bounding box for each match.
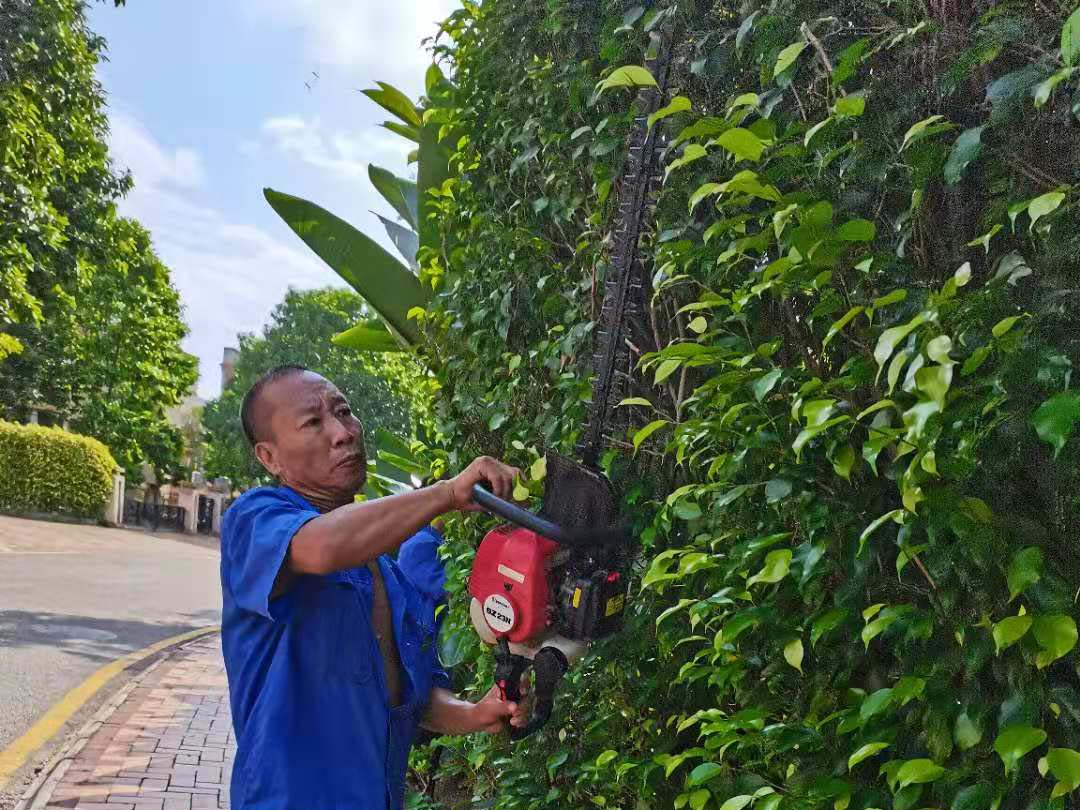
[507,647,566,742]
[471,484,629,547]
[471,484,569,541]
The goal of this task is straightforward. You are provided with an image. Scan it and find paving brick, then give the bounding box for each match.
[40,637,233,810]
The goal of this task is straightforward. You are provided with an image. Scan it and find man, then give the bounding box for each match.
[220,366,525,810]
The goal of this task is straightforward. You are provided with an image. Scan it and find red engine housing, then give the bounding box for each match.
[468,526,559,643]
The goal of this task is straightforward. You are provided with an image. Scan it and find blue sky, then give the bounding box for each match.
[89,0,457,398]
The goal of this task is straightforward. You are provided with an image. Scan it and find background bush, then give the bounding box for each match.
[0,419,117,519]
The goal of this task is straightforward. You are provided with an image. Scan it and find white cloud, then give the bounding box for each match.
[242,0,459,95]
[107,111,336,399]
[261,116,413,179]
[109,112,206,189]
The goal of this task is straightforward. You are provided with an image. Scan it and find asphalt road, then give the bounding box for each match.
[0,516,221,760]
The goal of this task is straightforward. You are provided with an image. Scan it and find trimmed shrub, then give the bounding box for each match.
[0,419,117,519]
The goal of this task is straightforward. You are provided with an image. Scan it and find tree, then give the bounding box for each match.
[0,0,127,361]
[0,0,196,480]
[202,287,425,488]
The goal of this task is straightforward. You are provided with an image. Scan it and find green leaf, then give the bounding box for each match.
[1047,748,1080,788]
[488,412,507,431]
[811,610,847,648]
[902,115,954,150]
[689,182,724,210]
[648,95,692,129]
[669,144,709,178]
[1034,67,1076,108]
[783,638,804,673]
[719,796,753,810]
[831,443,856,481]
[1031,390,1080,457]
[753,369,782,401]
[793,417,849,459]
[862,614,899,649]
[597,65,658,92]
[915,365,952,410]
[374,213,419,268]
[1063,8,1080,66]
[547,750,569,777]
[675,117,729,146]
[951,784,994,810]
[674,501,701,521]
[897,759,946,789]
[993,614,1033,654]
[774,41,808,78]
[1006,546,1044,601]
[765,478,793,504]
[596,750,618,768]
[954,712,982,751]
[369,165,419,230]
[887,350,911,395]
[992,315,1024,337]
[361,81,422,127]
[994,725,1047,773]
[332,320,405,353]
[690,790,711,810]
[874,312,929,372]
[943,127,984,185]
[655,358,682,384]
[835,94,866,117]
[1032,615,1078,668]
[633,419,669,450]
[736,10,759,49]
[715,128,766,162]
[688,316,708,334]
[618,397,654,408]
[967,223,1002,254]
[859,509,904,556]
[264,189,427,344]
[860,689,895,720]
[837,219,876,242]
[804,117,833,147]
[688,762,723,787]
[747,549,792,587]
[1028,191,1066,232]
[849,743,890,771]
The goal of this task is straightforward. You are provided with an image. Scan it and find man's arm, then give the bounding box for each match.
[420,686,528,736]
[287,456,517,576]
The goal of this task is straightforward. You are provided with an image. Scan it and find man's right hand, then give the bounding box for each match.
[447,456,520,511]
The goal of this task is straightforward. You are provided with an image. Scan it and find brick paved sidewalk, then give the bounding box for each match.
[30,635,234,810]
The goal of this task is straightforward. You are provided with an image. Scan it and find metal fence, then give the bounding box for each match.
[123,499,186,532]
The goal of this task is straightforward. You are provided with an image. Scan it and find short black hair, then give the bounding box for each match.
[240,365,309,446]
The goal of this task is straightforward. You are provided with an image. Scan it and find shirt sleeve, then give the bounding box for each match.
[222,490,319,620]
[396,525,446,602]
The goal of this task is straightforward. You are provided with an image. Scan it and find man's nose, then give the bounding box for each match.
[329,417,359,447]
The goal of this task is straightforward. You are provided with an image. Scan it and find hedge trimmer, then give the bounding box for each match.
[467,16,674,741]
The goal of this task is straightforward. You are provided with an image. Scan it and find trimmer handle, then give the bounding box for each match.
[471,484,628,547]
[494,639,566,742]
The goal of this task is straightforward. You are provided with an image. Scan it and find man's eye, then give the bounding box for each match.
[337,407,352,418]
[303,417,321,429]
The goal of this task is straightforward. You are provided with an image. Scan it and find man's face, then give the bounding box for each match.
[254,371,367,502]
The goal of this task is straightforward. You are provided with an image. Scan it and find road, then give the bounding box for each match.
[0,515,220,799]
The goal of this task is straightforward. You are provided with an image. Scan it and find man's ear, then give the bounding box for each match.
[254,441,282,477]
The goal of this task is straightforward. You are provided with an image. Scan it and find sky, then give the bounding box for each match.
[89,0,459,399]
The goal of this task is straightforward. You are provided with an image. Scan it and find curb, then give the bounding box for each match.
[6,628,221,810]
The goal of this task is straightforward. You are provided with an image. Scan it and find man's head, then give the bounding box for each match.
[241,366,366,506]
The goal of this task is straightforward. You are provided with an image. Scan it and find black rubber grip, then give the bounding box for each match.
[471,484,629,547]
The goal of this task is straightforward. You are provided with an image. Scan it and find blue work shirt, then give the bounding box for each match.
[220,486,450,810]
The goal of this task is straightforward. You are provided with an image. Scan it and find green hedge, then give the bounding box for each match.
[0,420,117,518]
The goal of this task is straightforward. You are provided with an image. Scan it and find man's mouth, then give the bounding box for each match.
[335,453,364,470]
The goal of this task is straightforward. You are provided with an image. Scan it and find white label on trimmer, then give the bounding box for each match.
[483,594,515,633]
[497,564,526,584]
